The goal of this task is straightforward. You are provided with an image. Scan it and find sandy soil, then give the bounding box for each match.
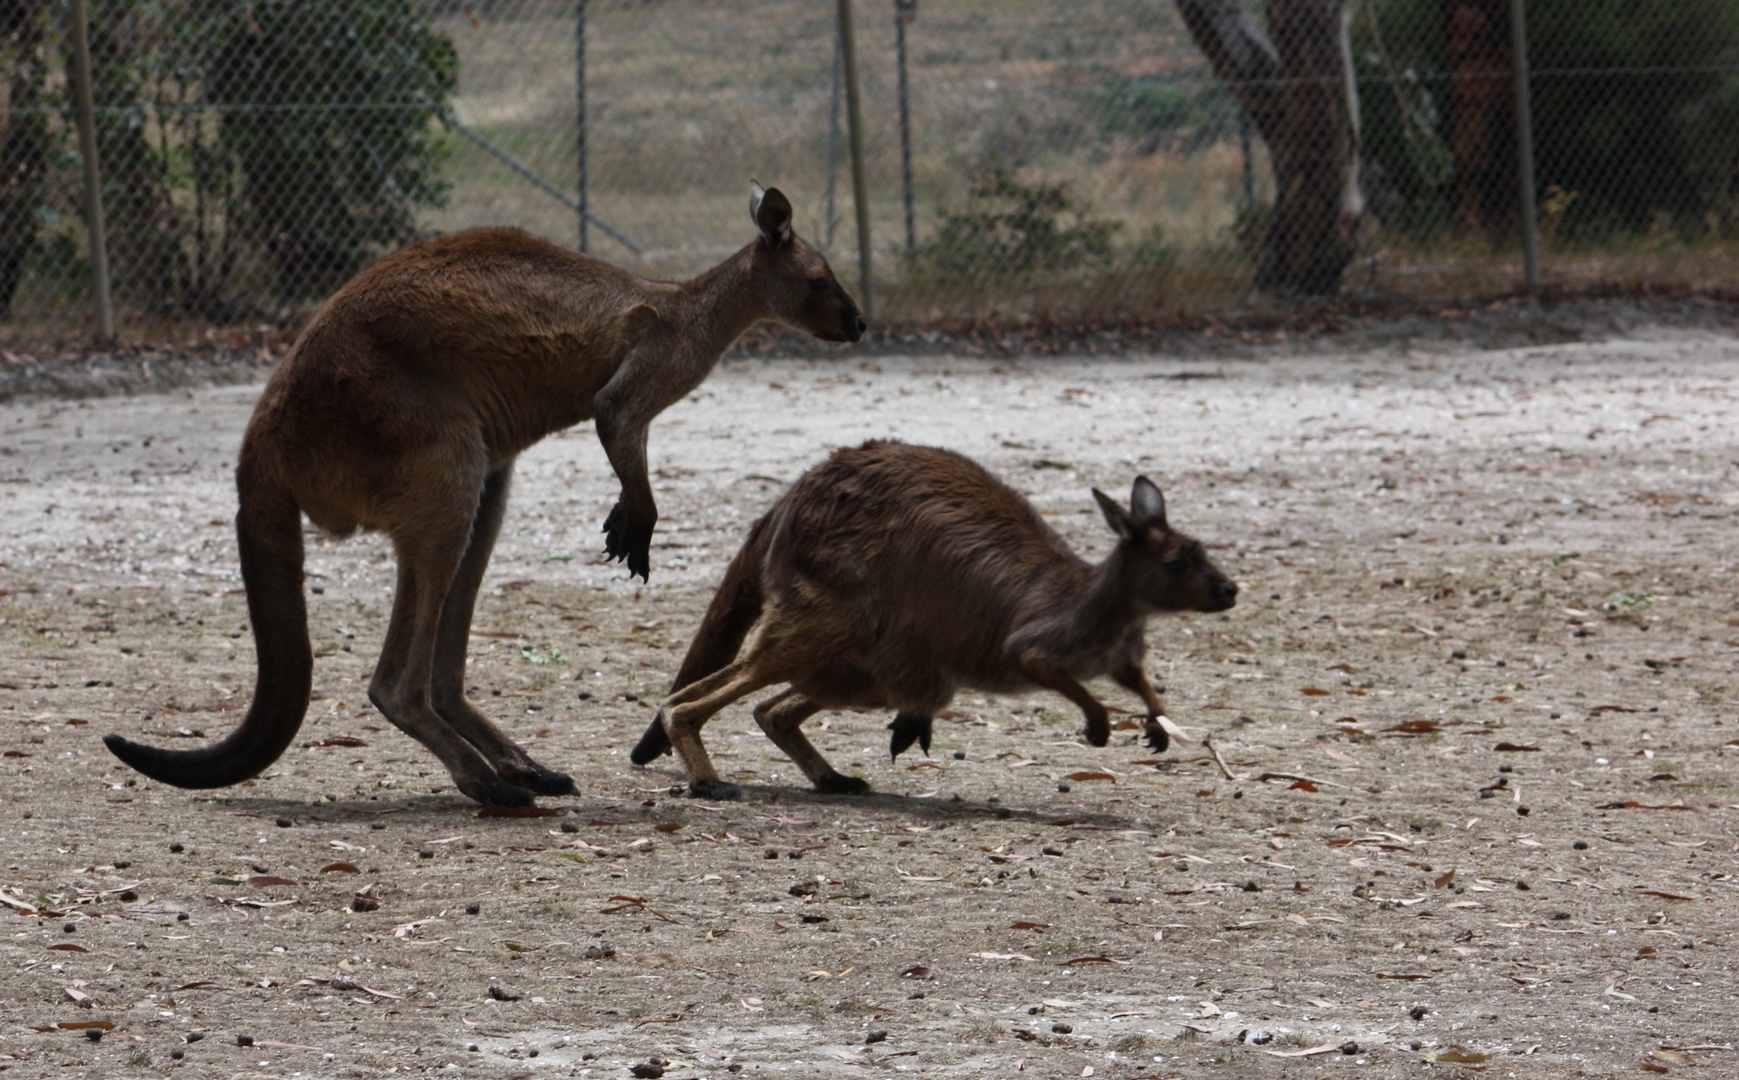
[1,329,1736,1079]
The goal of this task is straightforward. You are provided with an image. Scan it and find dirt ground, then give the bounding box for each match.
[1,328,1736,1079]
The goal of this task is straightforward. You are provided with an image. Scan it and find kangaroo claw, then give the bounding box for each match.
[1142,717,1170,753]
[887,711,934,760]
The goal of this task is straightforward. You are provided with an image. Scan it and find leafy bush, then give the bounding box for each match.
[906,167,1119,281]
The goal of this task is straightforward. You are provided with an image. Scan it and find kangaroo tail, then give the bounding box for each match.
[630,511,772,765]
[104,455,311,788]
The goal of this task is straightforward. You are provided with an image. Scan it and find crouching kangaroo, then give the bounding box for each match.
[630,440,1238,800]
[103,184,865,807]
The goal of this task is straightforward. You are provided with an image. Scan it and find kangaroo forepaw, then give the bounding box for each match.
[1142,719,1170,753]
[601,501,654,582]
[814,773,871,796]
[688,778,743,801]
[1084,717,1110,748]
[887,711,933,760]
[630,713,674,765]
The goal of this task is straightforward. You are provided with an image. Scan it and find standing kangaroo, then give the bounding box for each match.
[103,184,865,807]
[630,441,1238,800]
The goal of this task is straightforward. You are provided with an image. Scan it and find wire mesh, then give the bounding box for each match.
[2,0,1737,340]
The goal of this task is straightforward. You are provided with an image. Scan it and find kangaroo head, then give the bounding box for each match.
[1092,477,1238,614]
[749,181,866,344]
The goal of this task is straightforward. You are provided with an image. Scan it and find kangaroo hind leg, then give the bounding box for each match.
[426,461,575,796]
[756,690,870,795]
[370,478,534,807]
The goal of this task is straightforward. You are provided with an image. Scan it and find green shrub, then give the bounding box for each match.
[906,166,1119,281]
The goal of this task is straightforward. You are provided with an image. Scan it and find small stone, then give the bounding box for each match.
[1573,840,1588,850]
[801,914,830,924]
[865,1029,888,1044]
[465,902,481,915]
[236,1035,254,1047]
[1497,763,1512,773]
[1516,880,1530,891]
[1450,650,1467,660]
[1051,1023,1073,1035]
[419,849,433,859]
[1409,1005,1428,1021]
[176,911,189,922]
[168,842,184,853]
[63,922,75,933]
[351,896,379,913]
[487,986,523,1001]
[275,817,292,828]
[560,820,579,833]
[995,807,1012,819]
[763,848,778,860]
[1340,1041,1359,1055]
[184,1031,205,1044]
[952,750,965,760]
[630,1063,665,1079]
[467,1044,479,1052]
[1516,806,1530,816]
[1057,782,1071,793]
[118,890,137,903]
[84,1029,103,1042]
[1410,1040,1423,1051]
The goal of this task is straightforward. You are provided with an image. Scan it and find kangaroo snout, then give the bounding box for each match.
[1206,577,1239,612]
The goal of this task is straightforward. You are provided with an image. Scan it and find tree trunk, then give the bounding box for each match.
[1175,0,1361,297]
[1442,0,1516,237]
[0,0,50,319]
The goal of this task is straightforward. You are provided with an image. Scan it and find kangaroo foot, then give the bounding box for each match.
[1142,719,1170,753]
[500,761,578,797]
[813,772,871,796]
[688,778,743,801]
[458,770,538,808]
[630,714,673,764]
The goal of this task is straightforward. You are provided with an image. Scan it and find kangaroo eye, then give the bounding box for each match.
[809,277,831,292]
[1164,558,1190,574]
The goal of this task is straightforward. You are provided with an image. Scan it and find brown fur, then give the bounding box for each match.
[632,441,1238,800]
[103,185,864,807]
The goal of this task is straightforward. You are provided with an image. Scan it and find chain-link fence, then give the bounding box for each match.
[3,0,1738,341]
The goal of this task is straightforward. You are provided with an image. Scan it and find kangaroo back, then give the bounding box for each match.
[103,452,313,786]
[629,511,774,764]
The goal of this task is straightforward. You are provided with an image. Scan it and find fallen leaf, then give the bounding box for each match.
[1385,720,1441,735]
[321,862,360,874]
[900,965,935,979]
[1263,1044,1340,1057]
[55,1020,114,1031]
[245,875,296,888]
[1636,890,1695,902]
[654,822,684,833]
[1431,1050,1493,1063]
[63,987,92,1006]
[1060,955,1129,965]
[1289,779,1319,792]
[46,944,87,953]
[1299,687,1332,696]
[1589,705,1638,713]
[1494,742,1541,752]
[1010,921,1048,930]
[314,736,366,748]
[1065,771,1116,783]
[1374,972,1430,980]
[1435,869,1457,888]
[906,761,949,771]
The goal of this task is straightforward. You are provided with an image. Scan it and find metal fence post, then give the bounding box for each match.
[576,0,588,253]
[1509,0,1540,295]
[838,0,873,320]
[825,23,842,247]
[67,0,113,340]
[894,0,917,254]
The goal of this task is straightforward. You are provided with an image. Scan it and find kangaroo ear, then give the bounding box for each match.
[1129,476,1167,528]
[1093,487,1137,541]
[752,182,794,247]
